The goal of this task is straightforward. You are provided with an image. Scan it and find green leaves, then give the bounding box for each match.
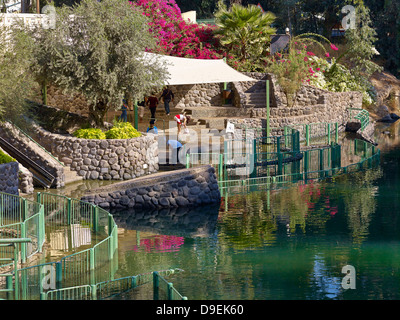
[0,149,15,165]
[28,0,169,126]
[73,122,142,140]
[73,128,107,139]
[105,122,142,139]
[214,3,276,67]
[0,24,37,124]
[340,5,382,79]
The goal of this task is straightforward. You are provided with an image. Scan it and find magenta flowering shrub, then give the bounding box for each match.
[131,0,224,60]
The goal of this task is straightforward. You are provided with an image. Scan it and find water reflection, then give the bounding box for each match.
[112,204,220,239]
[44,224,93,259]
[31,122,400,299]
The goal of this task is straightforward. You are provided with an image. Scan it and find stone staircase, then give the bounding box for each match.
[243,80,267,109]
[63,166,84,184]
[183,106,249,131]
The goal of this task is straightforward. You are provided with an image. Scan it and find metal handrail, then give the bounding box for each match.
[0,137,55,188]
[8,121,65,167]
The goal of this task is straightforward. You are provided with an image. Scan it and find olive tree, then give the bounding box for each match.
[0,24,37,124]
[29,0,169,127]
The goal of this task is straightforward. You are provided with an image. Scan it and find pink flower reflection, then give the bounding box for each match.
[132,235,185,253]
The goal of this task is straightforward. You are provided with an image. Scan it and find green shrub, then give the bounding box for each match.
[105,122,142,139]
[73,128,106,139]
[0,150,15,165]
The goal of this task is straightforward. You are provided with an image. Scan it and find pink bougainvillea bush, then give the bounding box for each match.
[131,0,224,60]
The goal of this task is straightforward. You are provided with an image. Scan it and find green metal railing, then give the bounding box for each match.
[285,122,340,147]
[0,192,187,300]
[154,271,187,300]
[0,238,32,300]
[0,192,45,266]
[218,139,380,195]
[7,121,65,167]
[0,192,118,300]
[348,108,370,131]
[43,269,186,300]
[184,118,379,196]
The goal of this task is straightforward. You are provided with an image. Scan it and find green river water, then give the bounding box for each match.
[40,120,400,300]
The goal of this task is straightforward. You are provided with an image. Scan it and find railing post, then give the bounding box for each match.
[153,272,159,300]
[327,123,331,145]
[20,223,26,264]
[13,244,19,300]
[131,276,137,289]
[168,282,173,300]
[6,275,13,300]
[277,136,282,176]
[363,140,368,158]
[284,126,288,148]
[218,153,223,181]
[39,205,45,252]
[36,192,42,204]
[335,122,339,143]
[90,248,95,285]
[186,153,190,169]
[56,261,62,290]
[92,205,99,233]
[134,100,139,130]
[319,149,324,178]
[91,284,97,300]
[67,198,72,225]
[22,198,27,222]
[306,124,310,147]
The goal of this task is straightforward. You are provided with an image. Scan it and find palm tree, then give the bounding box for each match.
[215,3,276,63]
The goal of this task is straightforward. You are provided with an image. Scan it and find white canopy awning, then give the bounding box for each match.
[143,52,256,85]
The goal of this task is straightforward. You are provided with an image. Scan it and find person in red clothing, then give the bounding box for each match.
[174,114,191,134]
[146,93,159,119]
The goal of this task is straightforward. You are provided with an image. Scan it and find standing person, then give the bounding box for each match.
[174,114,191,134]
[160,86,174,115]
[146,93,159,120]
[119,99,128,122]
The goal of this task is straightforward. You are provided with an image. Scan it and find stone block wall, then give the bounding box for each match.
[32,125,159,181]
[163,83,223,110]
[39,83,225,118]
[0,162,19,195]
[232,72,364,131]
[19,167,34,194]
[81,165,220,211]
[44,85,90,117]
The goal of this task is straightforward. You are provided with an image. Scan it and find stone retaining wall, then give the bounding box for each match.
[0,162,19,195]
[228,72,366,139]
[32,125,159,181]
[169,83,223,109]
[19,167,34,194]
[81,165,220,211]
[40,83,225,117]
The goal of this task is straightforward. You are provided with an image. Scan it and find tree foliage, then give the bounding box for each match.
[28,0,169,127]
[334,4,382,79]
[133,0,223,59]
[214,2,276,70]
[0,25,37,124]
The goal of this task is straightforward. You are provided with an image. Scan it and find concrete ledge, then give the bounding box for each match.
[81,165,221,210]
